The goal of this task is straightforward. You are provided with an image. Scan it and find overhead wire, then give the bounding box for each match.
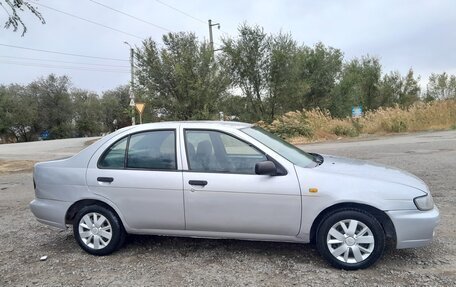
[0,43,129,62]
[154,0,206,24]
[28,1,144,40]
[0,55,130,68]
[87,0,172,32]
[0,60,130,73]
[1,1,231,76]
[153,0,231,36]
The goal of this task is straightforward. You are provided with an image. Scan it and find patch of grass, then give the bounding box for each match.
[260,100,456,142]
[332,124,359,137]
[258,111,314,139]
[84,138,100,146]
[0,160,36,174]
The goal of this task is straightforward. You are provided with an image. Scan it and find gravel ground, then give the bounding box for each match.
[0,131,455,286]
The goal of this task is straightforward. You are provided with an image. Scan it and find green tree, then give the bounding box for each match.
[100,85,131,132]
[379,71,403,107]
[0,84,38,142]
[1,0,45,36]
[400,69,420,106]
[379,69,420,107]
[267,33,302,119]
[29,74,73,139]
[359,56,382,110]
[217,94,249,121]
[72,89,102,136]
[221,24,271,121]
[135,32,229,120]
[0,85,14,141]
[297,42,343,110]
[426,72,456,100]
[222,24,309,121]
[333,55,381,116]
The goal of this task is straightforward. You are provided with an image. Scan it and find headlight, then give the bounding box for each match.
[414,193,434,211]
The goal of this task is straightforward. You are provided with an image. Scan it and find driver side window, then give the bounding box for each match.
[185,130,267,174]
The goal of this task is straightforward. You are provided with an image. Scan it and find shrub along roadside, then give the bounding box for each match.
[260,100,456,143]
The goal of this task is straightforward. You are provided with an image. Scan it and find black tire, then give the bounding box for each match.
[73,205,125,256]
[316,209,385,270]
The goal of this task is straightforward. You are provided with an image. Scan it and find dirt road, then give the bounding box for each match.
[0,131,455,286]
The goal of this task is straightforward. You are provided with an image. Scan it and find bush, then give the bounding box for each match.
[332,124,359,137]
[384,119,407,133]
[259,111,314,139]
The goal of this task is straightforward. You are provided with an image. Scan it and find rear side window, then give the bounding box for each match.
[98,130,177,170]
[98,137,127,169]
[127,130,176,170]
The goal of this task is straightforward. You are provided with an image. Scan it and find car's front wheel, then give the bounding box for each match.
[73,205,125,256]
[316,209,385,270]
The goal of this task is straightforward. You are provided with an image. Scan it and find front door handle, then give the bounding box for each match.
[97,177,114,183]
[188,180,208,186]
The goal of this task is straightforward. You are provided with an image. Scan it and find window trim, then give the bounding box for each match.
[183,128,287,175]
[97,129,178,171]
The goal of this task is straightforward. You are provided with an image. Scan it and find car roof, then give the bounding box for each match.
[130,121,253,130]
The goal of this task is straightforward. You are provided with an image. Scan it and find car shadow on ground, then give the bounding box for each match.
[123,234,321,260]
[35,230,448,272]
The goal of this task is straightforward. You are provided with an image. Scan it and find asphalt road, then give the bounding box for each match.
[0,137,98,161]
[0,130,455,286]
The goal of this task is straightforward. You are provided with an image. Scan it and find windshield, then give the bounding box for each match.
[242,126,317,168]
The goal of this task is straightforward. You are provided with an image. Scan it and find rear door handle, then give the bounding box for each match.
[97,177,114,183]
[188,180,208,186]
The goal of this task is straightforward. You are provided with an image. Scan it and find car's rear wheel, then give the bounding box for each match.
[316,209,385,270]
[73,205,125,256]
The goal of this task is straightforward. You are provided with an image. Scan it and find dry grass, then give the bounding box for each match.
[0,160,36,174]
[84,138,100,146]
[260,100,456,143]
[360,101,456,134]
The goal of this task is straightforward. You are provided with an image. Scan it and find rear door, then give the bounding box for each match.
[182,129,302,236]
[86,129,185,231]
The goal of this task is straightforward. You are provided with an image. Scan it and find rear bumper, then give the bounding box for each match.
[387,206,440,249]
[29,198,72,229]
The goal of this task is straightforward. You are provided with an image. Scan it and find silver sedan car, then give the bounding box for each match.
[30,121,439,269]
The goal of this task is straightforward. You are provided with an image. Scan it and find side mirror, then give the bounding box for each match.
[255,161,277,175]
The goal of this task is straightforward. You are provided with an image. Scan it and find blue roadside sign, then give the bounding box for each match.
[352,106,363,118]
[40,130,50,140]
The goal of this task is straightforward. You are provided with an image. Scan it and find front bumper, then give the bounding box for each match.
[29,198,72,229]
[387,206,440,249]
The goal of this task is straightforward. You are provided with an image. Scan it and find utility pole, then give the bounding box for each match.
[124,41,136,126]
[208,19,220,57]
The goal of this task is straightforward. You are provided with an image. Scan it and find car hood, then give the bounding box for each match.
[315,155,428,193]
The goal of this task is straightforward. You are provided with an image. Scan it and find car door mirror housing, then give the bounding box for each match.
[255,161,277,175]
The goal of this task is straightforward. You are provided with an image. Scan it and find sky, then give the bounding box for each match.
[1,0,455,94]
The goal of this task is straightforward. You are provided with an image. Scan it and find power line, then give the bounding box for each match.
[154,0,206,24]
[87,0,172,32]
[0,60,130,73]
[0,43,128,62]
[0,55,130,68]
[153,0,231,39]
[28,1,144,40]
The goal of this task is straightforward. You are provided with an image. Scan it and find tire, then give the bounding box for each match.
[316,209,385,270]
[73,205,125,256]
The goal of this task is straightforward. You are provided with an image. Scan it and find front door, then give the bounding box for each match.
[182,129,301,236]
